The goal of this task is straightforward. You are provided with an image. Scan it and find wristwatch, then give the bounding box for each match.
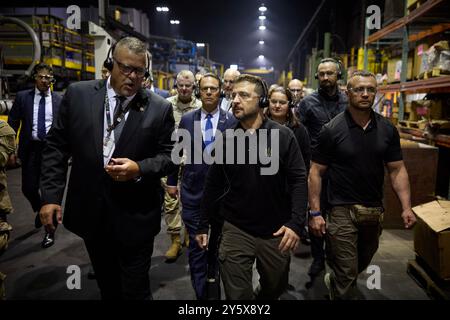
[309,210,322,218]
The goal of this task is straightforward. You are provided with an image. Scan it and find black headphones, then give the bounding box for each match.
[256,77,269,109]
[315,58,343,80]
[31,63,56,84]
[103,42,151,79]
[195,73,223,99]
[285,88,296,109]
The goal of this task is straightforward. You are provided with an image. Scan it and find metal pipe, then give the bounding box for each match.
[0,15,41,76]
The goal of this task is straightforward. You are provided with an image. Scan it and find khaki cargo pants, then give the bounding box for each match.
[325,205,383,299]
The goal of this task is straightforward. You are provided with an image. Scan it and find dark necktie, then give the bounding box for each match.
[204,113,214,152]
[37,92,46,140]
[114,95,127,142]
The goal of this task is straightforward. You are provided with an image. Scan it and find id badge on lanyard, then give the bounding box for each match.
[103,92,115,166]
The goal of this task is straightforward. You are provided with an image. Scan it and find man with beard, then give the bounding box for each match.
[196,74,308,299]
[297,58,347,280]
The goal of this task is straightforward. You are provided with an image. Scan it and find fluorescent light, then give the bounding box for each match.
[162,7,169,12]
[259,15,266,20]
[196,43,205,47]
[259,25,266,31]
[259,5,267,12]
[258,55,264,59]
[170,20,180,24]
[156,7,162,12]
[259,40,264,45]
[230,64,238,70]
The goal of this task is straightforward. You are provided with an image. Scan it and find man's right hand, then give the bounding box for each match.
[39,204,62,233]
[309,216,326,237]
[7,154,17,168]
[195,234,208,250]
[166,186,178,199]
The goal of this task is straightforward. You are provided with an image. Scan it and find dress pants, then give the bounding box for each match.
[21,141,44,212]
[84,233,154,300]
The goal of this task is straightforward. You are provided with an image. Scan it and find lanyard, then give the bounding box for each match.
[104,91,131,138]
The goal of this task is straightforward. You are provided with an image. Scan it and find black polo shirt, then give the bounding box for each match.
[297,89,347,151]
[312,109,403,207]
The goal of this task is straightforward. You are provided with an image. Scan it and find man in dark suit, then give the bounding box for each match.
[167,73,236,299]
[39,37,175,300]
[8,63,62,248]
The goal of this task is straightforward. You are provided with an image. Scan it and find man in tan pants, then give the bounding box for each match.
[164,70,202,261]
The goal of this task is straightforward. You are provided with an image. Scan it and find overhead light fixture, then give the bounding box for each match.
[196,43,205,47]
[170,20,180,24]
[259,4,267,12]
[258,15,266,20]
[156,6,169,12]
[230,64,238,70]
[258,55,265,59]
[259,40,264,45]
[259,25,266,31]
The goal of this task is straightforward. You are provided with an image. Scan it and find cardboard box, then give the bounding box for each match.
[387,56,413,82]
[413,200,450,280]
[383,141,438,228]
[414,43,430,79]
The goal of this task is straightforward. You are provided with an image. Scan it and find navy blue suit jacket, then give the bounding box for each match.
[168,108,237,209]
[8,88,62,160]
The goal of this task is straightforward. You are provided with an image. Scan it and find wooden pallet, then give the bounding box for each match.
[419,69,450,80]
[407,258,450,300]
[398,120,428,129]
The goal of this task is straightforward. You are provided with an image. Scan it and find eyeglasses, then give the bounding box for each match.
[114,59,147,77]
[200,86,219,93]
[36,75,54,81]
[317,71,337,78]
[288,88,303,93]
[177,83,194,89]
[270,99,288,105]
[348,86,377,95]
[231,91,258,100]
[223,80,234,85]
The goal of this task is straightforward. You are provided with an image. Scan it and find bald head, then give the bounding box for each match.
[288,79,304,103]
[223,68,241,97]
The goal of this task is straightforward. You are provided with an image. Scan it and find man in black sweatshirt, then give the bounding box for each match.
[195,74,308,300]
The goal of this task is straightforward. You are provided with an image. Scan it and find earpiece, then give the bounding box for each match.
[103,40,151,79]
[257,78,269,109]
[196,73,222,99]
[315,58,342,80]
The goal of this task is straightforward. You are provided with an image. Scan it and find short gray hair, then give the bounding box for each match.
[114,37,147,57]
[176,70,195,83]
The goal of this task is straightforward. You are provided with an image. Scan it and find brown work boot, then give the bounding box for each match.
[165,234,182,262]
[183,228,190,248]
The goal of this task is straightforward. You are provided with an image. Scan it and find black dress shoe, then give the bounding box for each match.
[87,268,96,280]
[308,259,325,278]
[41,232,55,248]
[34,213,42,229]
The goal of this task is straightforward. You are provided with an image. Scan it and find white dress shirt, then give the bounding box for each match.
[200,106,220,142]
[32,88,53,140]
[103,77,135,165]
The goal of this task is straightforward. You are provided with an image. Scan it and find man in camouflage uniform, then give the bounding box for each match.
[163,70,202,261]
[0,120,17,300]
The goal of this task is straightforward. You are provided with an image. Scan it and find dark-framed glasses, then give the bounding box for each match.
[349,86,377,95]
[114,59,147,77]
